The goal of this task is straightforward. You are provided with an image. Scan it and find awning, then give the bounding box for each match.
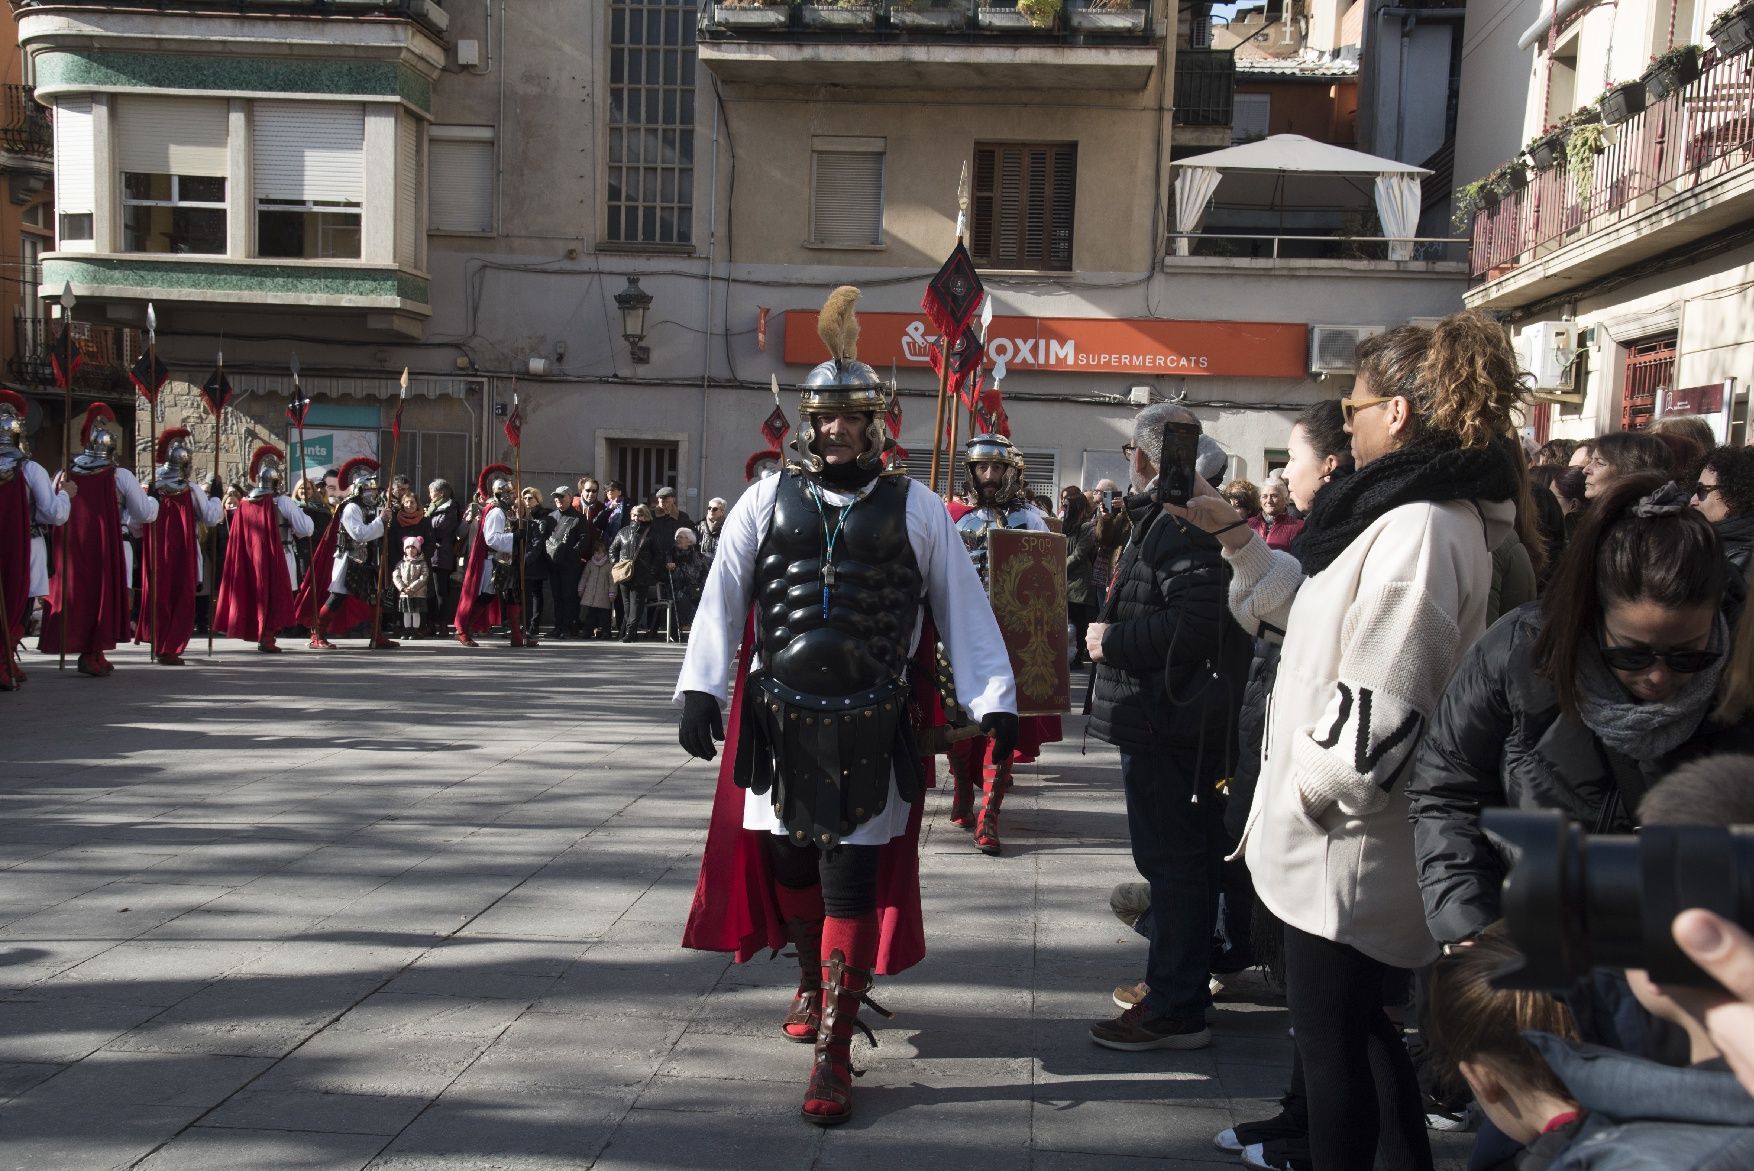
[1170,134,1430,258]
[236,374,479,401]
[1518,0,1601,50]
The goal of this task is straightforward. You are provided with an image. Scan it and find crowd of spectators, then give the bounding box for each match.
[1055,308,1754,1171]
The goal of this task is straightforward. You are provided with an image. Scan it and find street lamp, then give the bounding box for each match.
[614,276,653,365]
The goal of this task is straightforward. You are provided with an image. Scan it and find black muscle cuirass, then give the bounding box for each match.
[736,470,926,850]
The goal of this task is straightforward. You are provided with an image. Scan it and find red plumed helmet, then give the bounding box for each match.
[338,455,381,492]
[155,427,193,465]
[0,389,25,417]
[79,402,117,447]
[477,463,514,499]
[248,443,284,482]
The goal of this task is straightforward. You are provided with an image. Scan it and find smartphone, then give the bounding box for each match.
[1155,420,1202,507]
[1100,488,1117,510]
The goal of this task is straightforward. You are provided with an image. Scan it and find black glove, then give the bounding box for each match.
[680,690,725,761]
[981,711,1020,761]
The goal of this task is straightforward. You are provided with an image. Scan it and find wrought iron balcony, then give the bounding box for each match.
[0,85,50,161]
[701,0,1157,40]
[10,314,133,395]
[1467,47,1754,304]
[7,0,448,36]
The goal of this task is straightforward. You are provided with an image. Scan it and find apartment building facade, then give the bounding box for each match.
[17,0,1469,505]
[1457,0,1754,443]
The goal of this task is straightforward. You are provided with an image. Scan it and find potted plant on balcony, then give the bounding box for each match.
[1598,79,1645,125]
[1067,0,1145,34]
[1452,178,1494,231]
[977,0,1058,31]
[714,0,793,30]
[1642,44,1703,102]
[888,0,970,30]
[1710,1,1754,57]
[1566,119,1608,201]
[802,0,877,29]
[1527,126,1565,171]
[1498,158,1530,190]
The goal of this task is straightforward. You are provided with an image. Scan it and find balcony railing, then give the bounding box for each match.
[1174,47,1234,126]
[0,86,50,160]
[1167,231,1469,263]
[8,0,448,36]
[1469,48,1754,281]
[699,0,1157,41]
[9,314,134,395]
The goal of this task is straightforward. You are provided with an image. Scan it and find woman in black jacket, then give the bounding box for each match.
[1408,472,1754,949]
[1064,491,1097,666]
[608,504,663,640]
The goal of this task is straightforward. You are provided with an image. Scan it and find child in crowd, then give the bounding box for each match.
[394,535,430,637]
[579,537,614,639]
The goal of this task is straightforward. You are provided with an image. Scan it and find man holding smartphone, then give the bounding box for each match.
[1084,403,1249,1052]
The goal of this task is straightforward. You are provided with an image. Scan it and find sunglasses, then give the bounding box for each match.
[1340,394,1393,425]
[1693,482,1721,500]
[1598,639,1722,674]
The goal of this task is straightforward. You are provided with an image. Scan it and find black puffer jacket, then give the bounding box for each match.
[1407,602,1754,944]
[1715,513,1754,580]
[1089,494,1249,759]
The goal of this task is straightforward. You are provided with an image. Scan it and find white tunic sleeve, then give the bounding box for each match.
[482,506,515,555]
[115,468,159,530]
[24,461,69,526]
[340,500,381,543]
[674,476,772,709]
[275,493,314,537]
[192,485,223,526]
[908,480,1016,721]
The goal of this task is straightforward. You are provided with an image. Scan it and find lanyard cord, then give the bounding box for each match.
[809,481,865,617]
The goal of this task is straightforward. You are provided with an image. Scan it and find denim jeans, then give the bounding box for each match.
[1119,747,1222,1020]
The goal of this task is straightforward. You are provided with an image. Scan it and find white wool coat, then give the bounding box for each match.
[1226,497,1513,969]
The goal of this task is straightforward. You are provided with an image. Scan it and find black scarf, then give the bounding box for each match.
[1292,438,1518,577]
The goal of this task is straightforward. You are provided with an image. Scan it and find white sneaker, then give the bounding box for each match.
[1243,1144,1291,1171]
[1213,1127,1244,1154]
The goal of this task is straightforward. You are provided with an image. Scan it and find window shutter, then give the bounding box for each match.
[971,146,996,261]
[396,114,419,265]
[1232,94,1271,142]
[971,142,1075,271]
[1050,145,1076,268]
[428,132,494,233]
[117,96,228,176]
[810,151,884,246]
[253,100,366,204]
[54,97,93,214]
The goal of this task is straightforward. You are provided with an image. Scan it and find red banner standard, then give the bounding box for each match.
[784,312,1309,379]
[986,527,1070,717]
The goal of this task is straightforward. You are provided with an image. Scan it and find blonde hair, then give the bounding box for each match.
[1426,927,1578,1100]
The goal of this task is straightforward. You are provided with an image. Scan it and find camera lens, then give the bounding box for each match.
[1485,809,1754,992]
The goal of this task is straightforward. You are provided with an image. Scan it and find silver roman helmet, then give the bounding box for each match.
[71,404,119,473]
[478,464,515,509]
[339,456,382,508]
[153,427,196,492]
[963,432,1027,506]
[793,285,891,475]
[248,444,286,499]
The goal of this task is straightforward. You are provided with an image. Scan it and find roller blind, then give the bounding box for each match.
[396,113,419,265]
[428,130,494,233]
[54,97,93,214]
[117,96,229,176]
[253,100,365,204]
[810,150,884,247]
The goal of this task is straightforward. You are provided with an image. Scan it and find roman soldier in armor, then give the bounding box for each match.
[944,433,1061,855]
[215,444,313,653]
[676,286,1018,1127]
[39,403,158,676]
[137,428,222,665]
[306,456,397,650]
[453,463,539,648]
[0,389,69,689]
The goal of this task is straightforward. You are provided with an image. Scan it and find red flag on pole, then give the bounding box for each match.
[921,242,984,340]
[504,403,523,449]
[50,321,82,389]
[199,366,233,417]
[928,323,985,413]
[760,405,790,448]
[130,352,169,404]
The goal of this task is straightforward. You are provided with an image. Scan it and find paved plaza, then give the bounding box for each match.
[0,638,1465,1170]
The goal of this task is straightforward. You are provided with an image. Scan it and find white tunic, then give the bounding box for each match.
[676,472,1017,846]
[23,460,69,598]
[114,468,159,581]
[275,495,314,586]
[478,505,514,594]
[326,500,378,594]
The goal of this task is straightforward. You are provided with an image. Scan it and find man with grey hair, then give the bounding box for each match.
[1084,403,1249,1052]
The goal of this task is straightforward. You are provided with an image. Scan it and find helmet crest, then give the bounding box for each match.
[79,402,118,448]
[338,456,381,493]
[248,444,284,483]
[155,427,193,466]
[477,463,514,500]
[0,389,25,419]
[795,285,891,475]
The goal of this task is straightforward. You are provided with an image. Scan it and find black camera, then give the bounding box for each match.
[1485,809,1754,993]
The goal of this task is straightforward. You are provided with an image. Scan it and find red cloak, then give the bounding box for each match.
[0,474,30,642]
[291,508,372,631]
[452,521,504,635]
[136,490,199,657]
[943,498,1062,763]
[214,496,297,643]
[682,614,944,977]
[38,466,129,655]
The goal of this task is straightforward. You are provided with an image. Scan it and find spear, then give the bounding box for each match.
[970,296,994,438]
[55,282,74,671]
[290,352,308,498]
[510,381,527,642]
[927,164,969,499]
[145,302,160,663]
[370,368,408,649]
[206,349,229,660]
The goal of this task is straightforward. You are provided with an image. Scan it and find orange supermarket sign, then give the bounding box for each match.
[783,311,1309,379]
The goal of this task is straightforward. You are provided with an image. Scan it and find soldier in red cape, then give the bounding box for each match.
[453,463,538,648]
[0,389,69,689]
[39,403,158,676]
[945,433,1063,854]
[301,456,397,650]
[214,444,312,652]
[675,286,1017,1126]
[137,428,221,664]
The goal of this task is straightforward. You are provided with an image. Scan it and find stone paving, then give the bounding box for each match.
[0,638,1469,1170]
